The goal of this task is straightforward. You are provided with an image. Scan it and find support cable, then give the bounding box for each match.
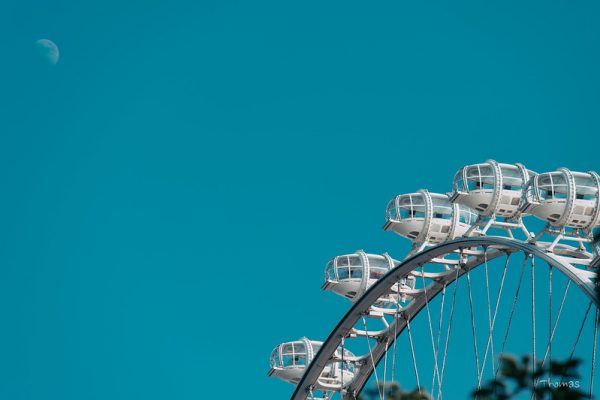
[437,267,460,400]
[340,336,345,398]
[532,276,571,391]
[391,278,401,386]
[531,255,537,398]
[477,253,510,386]
[420,265,443,393]
[383,339,389,400]
[591,308,599,400]
[483,248,496,376]
[362,317,383,400]
[382,339,389,400]
[405,314,422,393]
[538,280,570,367]
[466,268,481,383]
[495,254,528,381]
[560,301,592,385]
[431,283,447,397]
[548,265,553,385]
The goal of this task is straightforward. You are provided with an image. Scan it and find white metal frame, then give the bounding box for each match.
[268,161,600,400]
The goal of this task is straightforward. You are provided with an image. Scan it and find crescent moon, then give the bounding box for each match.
[35,39,60,65]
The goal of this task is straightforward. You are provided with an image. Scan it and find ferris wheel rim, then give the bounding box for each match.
[290,236,599,400]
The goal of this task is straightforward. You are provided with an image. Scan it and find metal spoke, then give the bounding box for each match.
[382,339,389,400]
[532,276,571,391]
[483,248,496,376]
[405,314,422,392]
[340,336,345,397]
[495,253,528,381]
[539,280,570,367]
[531,255,536,398]
[548,265,552,384]
[391,278,401,386]
[591,307,599,400]
[560,301,593,385]
[432,283,447,397]
[478,252,510,386]
[362,317,383,400]
[438,267,460,400]
[420,265,443,394]
[466,268,481,383]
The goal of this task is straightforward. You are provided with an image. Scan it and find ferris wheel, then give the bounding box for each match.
[268,160,600,400]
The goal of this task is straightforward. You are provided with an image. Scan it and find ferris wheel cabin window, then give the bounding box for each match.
[397,195,426,219]
[538,173,568,200]
[500,165,525,189]
[280,343,307,367]
[336,256,349,280]
[574,174,597,201]
[325,260,336,281]
[466,165,495,191]
[454,170,467,193]
[368,256,389,279]
[387,199,398,220]
[432,197,453,220]
[334,256,363,280]
[270,349,281,368]
[349,267,363,279]
[458,205,478,225]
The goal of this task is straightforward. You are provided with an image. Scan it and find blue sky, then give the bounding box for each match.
[1,1,599,399]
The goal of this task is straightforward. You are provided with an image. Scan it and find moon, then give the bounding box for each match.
[35,39,60,65]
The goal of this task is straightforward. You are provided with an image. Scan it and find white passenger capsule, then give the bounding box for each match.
[384,190,478,248]
[451,160,536,218]
[268,338,355,387]
[522,169,600,230]
[322,251,415,301]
